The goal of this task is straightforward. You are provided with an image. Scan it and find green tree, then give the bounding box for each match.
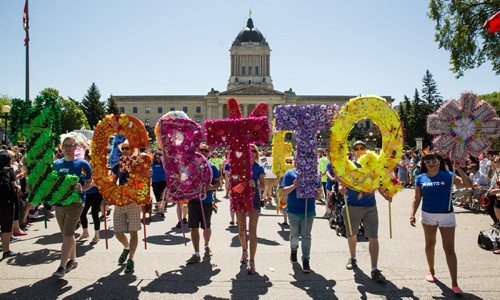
[8,98,32,144]
[402,95,414,146]
[409,89,433,147]
[81,83,106,128]
[106,95,120,114]
[61,99,90,132]
[428,0,500,77]
[397,102,409,145]
[421,69,443,110]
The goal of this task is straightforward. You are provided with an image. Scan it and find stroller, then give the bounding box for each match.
[329,191,365,238]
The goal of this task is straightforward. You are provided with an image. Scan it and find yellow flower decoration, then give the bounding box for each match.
[271,120,294,178]
[329,95,403,198]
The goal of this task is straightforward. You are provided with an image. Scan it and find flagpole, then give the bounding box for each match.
[25,0,30,102]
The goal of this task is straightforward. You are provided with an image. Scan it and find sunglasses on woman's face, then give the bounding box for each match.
[424,158,438,165]
[200,149,209,153]
[121,147,131,151]
[353,147,365,151]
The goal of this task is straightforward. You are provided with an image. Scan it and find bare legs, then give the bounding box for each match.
[422,224,458,287]
[236,211,259,261]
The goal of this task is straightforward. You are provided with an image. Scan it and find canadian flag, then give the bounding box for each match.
[483,11,500,34]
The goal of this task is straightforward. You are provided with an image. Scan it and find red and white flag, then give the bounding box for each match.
[23,0,28,30]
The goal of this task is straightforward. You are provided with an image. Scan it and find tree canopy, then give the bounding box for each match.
[80,83,106,128]
[428,0,500,77]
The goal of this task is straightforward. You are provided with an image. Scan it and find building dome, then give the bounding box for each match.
[233,18,268,46]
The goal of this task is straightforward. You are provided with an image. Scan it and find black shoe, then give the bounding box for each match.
[124,258,135,273]
[65,260,78,273]
[302,260,311,273]
[290,250,298,263]
[182,218,188,224]
[186,254,201,264]
[52,266,66,278]
[176,222,182,228]
[371,269,386,283]
[346,257,357,270]
[2,251,18,260]
[118,249,130,264]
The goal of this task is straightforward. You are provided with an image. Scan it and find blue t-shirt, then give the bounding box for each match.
[325,162,335,190]
[111,164,129,186]
[193,162,221,205]
[54,158,91,201]
[345,162,376,207]
[281,168,316,217]
[252,162,265,188]
[416,171,455,213]
[151,162,166,183]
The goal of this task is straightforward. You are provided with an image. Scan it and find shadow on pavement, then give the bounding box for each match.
[4,248,60,266]
[66,267,139,299]
[1,276,71,298]
[277,227,290,242]
[353,267,417,299]
[290,263,338,299]
[35,232,62,245]
[141,257,221,294]
[146,230,191,246]
[230,235,281,247]
[230,265,272,300]
[434,279,483,299]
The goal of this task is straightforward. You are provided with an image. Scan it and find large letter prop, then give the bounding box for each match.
[274,104,337,198]
[204,98,270,212]
[158,117,211,201]
[330,95,403,198]
[427,92,500,162]
[91,114,151,206]
[271,121,294,178]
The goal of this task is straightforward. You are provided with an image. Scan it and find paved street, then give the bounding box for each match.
[0,187,499,299]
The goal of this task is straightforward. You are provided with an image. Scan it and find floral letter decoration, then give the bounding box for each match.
[271,120,294,178]
[427,92,500,162]
[91,114,151,206]
[204,98,270,212]
[330,95,403,198]
[158,117,212,202]
[274,104,337,198]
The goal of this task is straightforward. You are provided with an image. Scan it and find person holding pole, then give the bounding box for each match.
[339,140,392,283]
[185,143,221,264]
[281,166,317,273]
[410,151,472,295]
[111,140,142,274]
[52,137,93,278]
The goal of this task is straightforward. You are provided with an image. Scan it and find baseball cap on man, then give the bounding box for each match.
[352,140,366,148]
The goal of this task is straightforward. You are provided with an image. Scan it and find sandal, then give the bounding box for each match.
[240,250,248,264]
[425,273,437,283]
[247,260,256,274]
[493,249,500,254]
[451,286,463,294]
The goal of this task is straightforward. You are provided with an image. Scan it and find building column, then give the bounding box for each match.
[268,104,273,120]
[243,104,248,117]
[218,105,223,119]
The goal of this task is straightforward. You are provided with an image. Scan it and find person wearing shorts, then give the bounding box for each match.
[186,143,221,264]
[339,140,392,283]
[52,137,93,278]
[410,152,472,295]
[111,140,144,274]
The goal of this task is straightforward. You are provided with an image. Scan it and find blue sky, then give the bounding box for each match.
[1,0,498,105]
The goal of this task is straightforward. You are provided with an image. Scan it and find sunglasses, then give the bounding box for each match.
[353,147,365,151]
[200,149,209,152]
[424,158,438,164]
[121,147,131,150]
[63,144,76,148]
[252,150,258,153]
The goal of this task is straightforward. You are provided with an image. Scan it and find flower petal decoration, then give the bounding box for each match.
[427,92,500,162]
[274,104,337,198]
[330,95,404,198]
[204,98,270,213]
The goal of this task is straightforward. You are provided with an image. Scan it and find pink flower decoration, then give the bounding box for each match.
[427,92,500,162]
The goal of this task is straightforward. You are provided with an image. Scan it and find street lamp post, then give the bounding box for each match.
[2,105,11,144]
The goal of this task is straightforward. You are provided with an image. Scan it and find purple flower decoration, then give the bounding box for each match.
[274,104,338,198]
[427,92,500,162]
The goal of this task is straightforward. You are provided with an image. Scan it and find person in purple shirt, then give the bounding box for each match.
[410,152,471,295]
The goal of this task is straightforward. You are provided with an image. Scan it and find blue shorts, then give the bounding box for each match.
[253,190,261,213]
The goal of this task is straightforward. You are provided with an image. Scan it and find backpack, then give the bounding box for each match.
[477,227,500,251]
[0,168,15,205]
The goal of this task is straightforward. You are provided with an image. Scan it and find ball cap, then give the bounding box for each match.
[352,140,366,148]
